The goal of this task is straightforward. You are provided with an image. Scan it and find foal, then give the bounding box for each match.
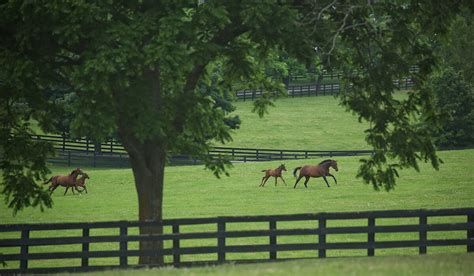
[64,173,90,195]
[293,159,338,188]
[259,164,287,187]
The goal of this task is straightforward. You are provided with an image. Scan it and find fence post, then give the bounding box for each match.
[62,133,66,151]
[318,218,326,258]
[419,215,427,254]
[468,214,474,252]
[269,220,277,260]
[218,220,226,262]
[256,149,259,161]
[368,217,375,256]
[67,151,71,167]
[20,229,30,271]
[93,151,97,168]
[119,225,128,267]
[82,228,90,267]
[173,224,181,266]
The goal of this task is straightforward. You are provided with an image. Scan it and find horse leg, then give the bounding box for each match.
[274,176,278,186]
[64,186,69,196]
[75,185,82,194]
[303,176,310,188]
[293,175,304,189]
[328,173,337,185]
[322,176,331,187]
[280,176,287,186]
[82,185,88,194]
[259,176,266,187]
[49,184,59,195]
[261,176,270,187]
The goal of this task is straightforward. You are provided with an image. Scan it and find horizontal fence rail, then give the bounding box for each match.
[30,134,374,167]
[235,77,414,101]
[1,208,473,273]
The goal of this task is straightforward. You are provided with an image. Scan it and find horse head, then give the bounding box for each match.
[330,160,339,171]
[69,168,84,176]
[280,164,287,172]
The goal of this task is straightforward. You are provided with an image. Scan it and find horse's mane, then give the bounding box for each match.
[318,159,333,165]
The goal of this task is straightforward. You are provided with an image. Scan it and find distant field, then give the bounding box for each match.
[222,94,374,150]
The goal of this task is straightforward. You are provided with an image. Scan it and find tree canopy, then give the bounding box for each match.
[1,0,471,264]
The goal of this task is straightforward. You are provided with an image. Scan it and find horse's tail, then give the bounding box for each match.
[43,177,52,184]
[293,167,302,178]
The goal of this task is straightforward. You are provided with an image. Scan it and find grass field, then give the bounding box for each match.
[107,254,474,276]
[1,93,473,272]
[222,94,371,150]
[1,149,472,223]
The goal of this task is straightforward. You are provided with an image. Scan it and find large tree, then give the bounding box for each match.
[0,0,469,264]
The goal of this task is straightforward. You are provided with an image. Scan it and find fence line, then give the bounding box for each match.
[235,77,414,101]
[30,134,374,167]
[1,207,473,273]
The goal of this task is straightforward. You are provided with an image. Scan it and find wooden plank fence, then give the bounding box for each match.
[236,77,414,101]
[1,208,473,273]
[30,134,374,167]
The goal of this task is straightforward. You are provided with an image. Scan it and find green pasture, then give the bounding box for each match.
[223,94,372,150]
[1,150,473,268]
[2,149,473,223]
[1,93,473,271]
[105,254,474,276]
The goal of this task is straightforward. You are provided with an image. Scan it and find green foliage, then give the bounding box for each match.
[0,0,307,214]
[0,1,471,215]
[429,68,474,147]
[312,1,468,191]
[438,9,474,85]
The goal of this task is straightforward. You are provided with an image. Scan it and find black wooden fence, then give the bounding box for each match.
[32,134,374,167]
[235,77,414,101]
[1,208,473,273]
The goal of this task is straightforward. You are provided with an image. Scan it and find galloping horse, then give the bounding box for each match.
[293,159,338,189]
[259,164,287,187]
[43,168,84,195]
[64,173,90,195]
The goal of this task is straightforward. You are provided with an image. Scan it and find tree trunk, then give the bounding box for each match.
[132,147,166,265]
[118,127,167,265]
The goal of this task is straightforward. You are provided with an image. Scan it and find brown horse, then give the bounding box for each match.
[293,159,338,189]
[259,164,287,187]
[43,168,84,195]
[64,173,90,195]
